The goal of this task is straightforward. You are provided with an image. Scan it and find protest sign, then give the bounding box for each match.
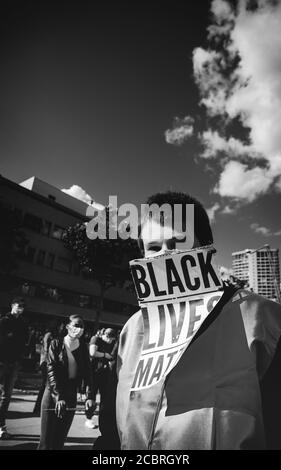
[130,246,223,391]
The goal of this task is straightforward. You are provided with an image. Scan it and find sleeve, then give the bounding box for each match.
[116,312,142,377]
[19,322,29,358]
[42,332,53,357]
[81,341,94,400]
[110,341,118,361]
[89,335,98,347]
[0,317,7,347]
[241,295,281,379]
[92,354,120,450]
[46,339,65,401]
[260,335,281,448]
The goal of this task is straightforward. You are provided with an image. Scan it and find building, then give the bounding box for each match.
[232,249,253,286]
[232,246,280,301]
[0,175,138,331]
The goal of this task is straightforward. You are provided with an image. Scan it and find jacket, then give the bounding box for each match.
[116,289,281,449]
[47,338,94,402]
[0,313,28,363]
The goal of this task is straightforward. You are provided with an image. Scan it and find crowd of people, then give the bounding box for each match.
[0,297,119,449]
[1,190,281,450]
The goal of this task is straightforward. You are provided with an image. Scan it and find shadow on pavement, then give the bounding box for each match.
[10,397,37,403]
[8,434,40,441]
[66,437,94,444]
[65,445,92,450]
[7,410,35,419]
[0,443,38,450]
[0,436,97,450]
[1,444,93,450]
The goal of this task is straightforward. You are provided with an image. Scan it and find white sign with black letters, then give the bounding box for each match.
[130,246,223,391]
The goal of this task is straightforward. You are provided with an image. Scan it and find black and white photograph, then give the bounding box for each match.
[0,0,281,455]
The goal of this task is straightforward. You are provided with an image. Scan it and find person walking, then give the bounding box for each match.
[38,314,94,450]
[0,297,28,439]
[86,328,116,430]
[33,320,64,416]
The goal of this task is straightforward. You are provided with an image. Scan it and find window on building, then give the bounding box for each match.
[19,244,36,262]
[78,295,91,308]
[26,246,36,263]
[21,282,36,296]
[47,287,61,302]
[81,269,93,280]
[23,213,42,233]
[41,220,52,236]
[51,225,64,240]
[54,256,72,273]
[36,250,46,266]
[45,253,55,269]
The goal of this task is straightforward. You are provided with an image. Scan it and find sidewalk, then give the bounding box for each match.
[0,391,101,450]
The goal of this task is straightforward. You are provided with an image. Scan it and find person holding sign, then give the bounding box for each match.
[114,191,281,450]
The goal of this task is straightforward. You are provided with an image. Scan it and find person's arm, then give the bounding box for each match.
[46,339,65,401]
[18,321,30,360]
[81,341,94,402]
[89,337,112,359]
[242,295,281,379]
[92,354,120,450]
[46,339,66,417]
[43,332,52,355]
[0,317,7,347]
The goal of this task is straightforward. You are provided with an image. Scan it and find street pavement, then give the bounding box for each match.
[0,390,101,450]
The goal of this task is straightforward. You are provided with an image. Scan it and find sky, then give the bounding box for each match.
[0,0,281,269]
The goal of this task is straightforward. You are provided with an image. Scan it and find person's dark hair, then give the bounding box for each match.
[11,297,25,306]
[104,328,116,338]
[66,314,84,326]
[138,191,213,254]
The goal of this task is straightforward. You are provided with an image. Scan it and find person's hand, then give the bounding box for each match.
[55,400,66,418]
[85,399,95,419]
[85,399,94,411]
[104,353,113,360]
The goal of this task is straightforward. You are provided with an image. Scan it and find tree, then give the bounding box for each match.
[62,207,140,330]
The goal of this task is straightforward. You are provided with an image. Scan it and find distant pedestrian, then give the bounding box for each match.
[38,314,94,450]
[0,297,28,440]
[85,328,116,429]
[26,327,37,367]
[92,337,120,449]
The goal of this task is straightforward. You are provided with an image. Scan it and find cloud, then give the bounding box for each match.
[192,0,281,202]
[214,161,272,202]
[250,222,281,237]
[206,202,220,222]
[193,47,230,117]
[219,265,234,280]
[221,204,236,214]
[164,116,194,146]
[61,185,104,209]
[275,177,281,191]
[250,223,270,236]
[201,130,257,159]
[210,0,234,23]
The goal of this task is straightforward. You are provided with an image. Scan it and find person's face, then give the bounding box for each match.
[11,302,25,317]
[141,218,200,258]
[66,319,84,339]
[102,333,115,344]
